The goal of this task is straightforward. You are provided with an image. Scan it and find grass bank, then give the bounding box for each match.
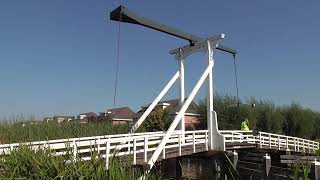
[0,146,157,179]
[0,121,129,144]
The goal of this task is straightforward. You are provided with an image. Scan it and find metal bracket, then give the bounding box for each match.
[170,34,224,60]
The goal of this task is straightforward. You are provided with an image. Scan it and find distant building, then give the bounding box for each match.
[53,116,75,123]
[43,117,54,123]
[76,112,98,123]
[135,98,200,129]
[103,107,135,125]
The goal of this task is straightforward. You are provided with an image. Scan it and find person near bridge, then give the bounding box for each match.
[241,118,250,131]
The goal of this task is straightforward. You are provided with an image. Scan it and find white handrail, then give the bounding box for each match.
[0,129,318,172]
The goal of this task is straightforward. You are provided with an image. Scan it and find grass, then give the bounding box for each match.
[0,145,158,179]
[293,161,311,180]
[0,121,129,144]
[0,119,160,179]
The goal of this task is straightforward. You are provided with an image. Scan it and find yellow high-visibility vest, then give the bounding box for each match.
[241,121,250,131]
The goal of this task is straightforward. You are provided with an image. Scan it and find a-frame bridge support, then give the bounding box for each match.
[110,5,233,171]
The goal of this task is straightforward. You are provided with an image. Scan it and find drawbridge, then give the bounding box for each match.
[0,6,319,178]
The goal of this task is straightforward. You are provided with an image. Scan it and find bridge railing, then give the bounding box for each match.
[219,130,319,153]
[258,131,319,153]
[0,130,209,169]
[220,130,256,144]
[0,130,319,170]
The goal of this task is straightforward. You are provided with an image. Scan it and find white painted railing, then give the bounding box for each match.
[220,130,319,153]
[0,130,208,170]
[0,130,318,170]
[220,130,257,144]
[258,131,319,153]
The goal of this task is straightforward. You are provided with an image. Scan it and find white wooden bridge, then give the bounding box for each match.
[0,129,318,170]
[1,34,319,173]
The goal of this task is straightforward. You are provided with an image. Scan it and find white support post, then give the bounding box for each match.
[73,140,77,162]
[97,137,100,154]
[278,136,280,150]
[147,62,214,170]
[259,133,262,148]
[303,139,305,153]
[127,135,131,152]
[205,131,208,150]
[129,71,179,133]
[269,134,271,148]
[286,137,289,151]
[193,132,196,153]
[105,141,110,170]
[133,138,137,165]
[207,42,214,150]
[231,132,234,142]
[144,137,148,163]
[206,40,225,151]
[178,134,182,156]
[177,57,185,143]
[162,147,166,159]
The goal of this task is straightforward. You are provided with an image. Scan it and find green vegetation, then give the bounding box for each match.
[293,161,310,180]
[144,108,169,131]
[0,146,157,179]
[197,95,320,140]
[0,121,129,144]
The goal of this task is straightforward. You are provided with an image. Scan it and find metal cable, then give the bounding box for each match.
[233,55,240,105]
[113,12,121,107]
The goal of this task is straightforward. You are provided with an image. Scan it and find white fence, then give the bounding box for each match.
[0,130,318,169]
[0,130,208,169]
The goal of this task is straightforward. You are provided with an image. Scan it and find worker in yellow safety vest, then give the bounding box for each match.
[241,118,250,131]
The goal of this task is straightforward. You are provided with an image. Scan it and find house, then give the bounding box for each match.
[76,112,98,123]
[43,117,54,123]
[53,115,75,123]
[135,98,200,129]
[102,107,135,125]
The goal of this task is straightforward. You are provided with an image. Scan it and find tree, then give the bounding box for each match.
[144,108,168,131]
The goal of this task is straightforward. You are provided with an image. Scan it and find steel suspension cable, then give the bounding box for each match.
[113,12,122,107]
[233,55,240,105]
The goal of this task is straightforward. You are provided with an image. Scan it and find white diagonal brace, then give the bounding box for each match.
[147,62,214,170]
[129,71,179,133]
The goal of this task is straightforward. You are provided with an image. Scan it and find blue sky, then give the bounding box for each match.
[0,1,320,119]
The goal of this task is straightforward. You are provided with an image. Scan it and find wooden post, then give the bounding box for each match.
[310,160,320,180]
[193,132,196,153]
[144,137,148,163]
[105,141,110,170]
[263,154,271,180]
[133,138,137,165]
[97,137,100,155]
[232,151,238,168]
[179,134,182,156]
[205,131,208,150]
[162,146,166,159]
[259,133,262,148]
[269,134,272,148]
[73,140,77,162]
[176,157,182,179]
[127,135,131,152]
